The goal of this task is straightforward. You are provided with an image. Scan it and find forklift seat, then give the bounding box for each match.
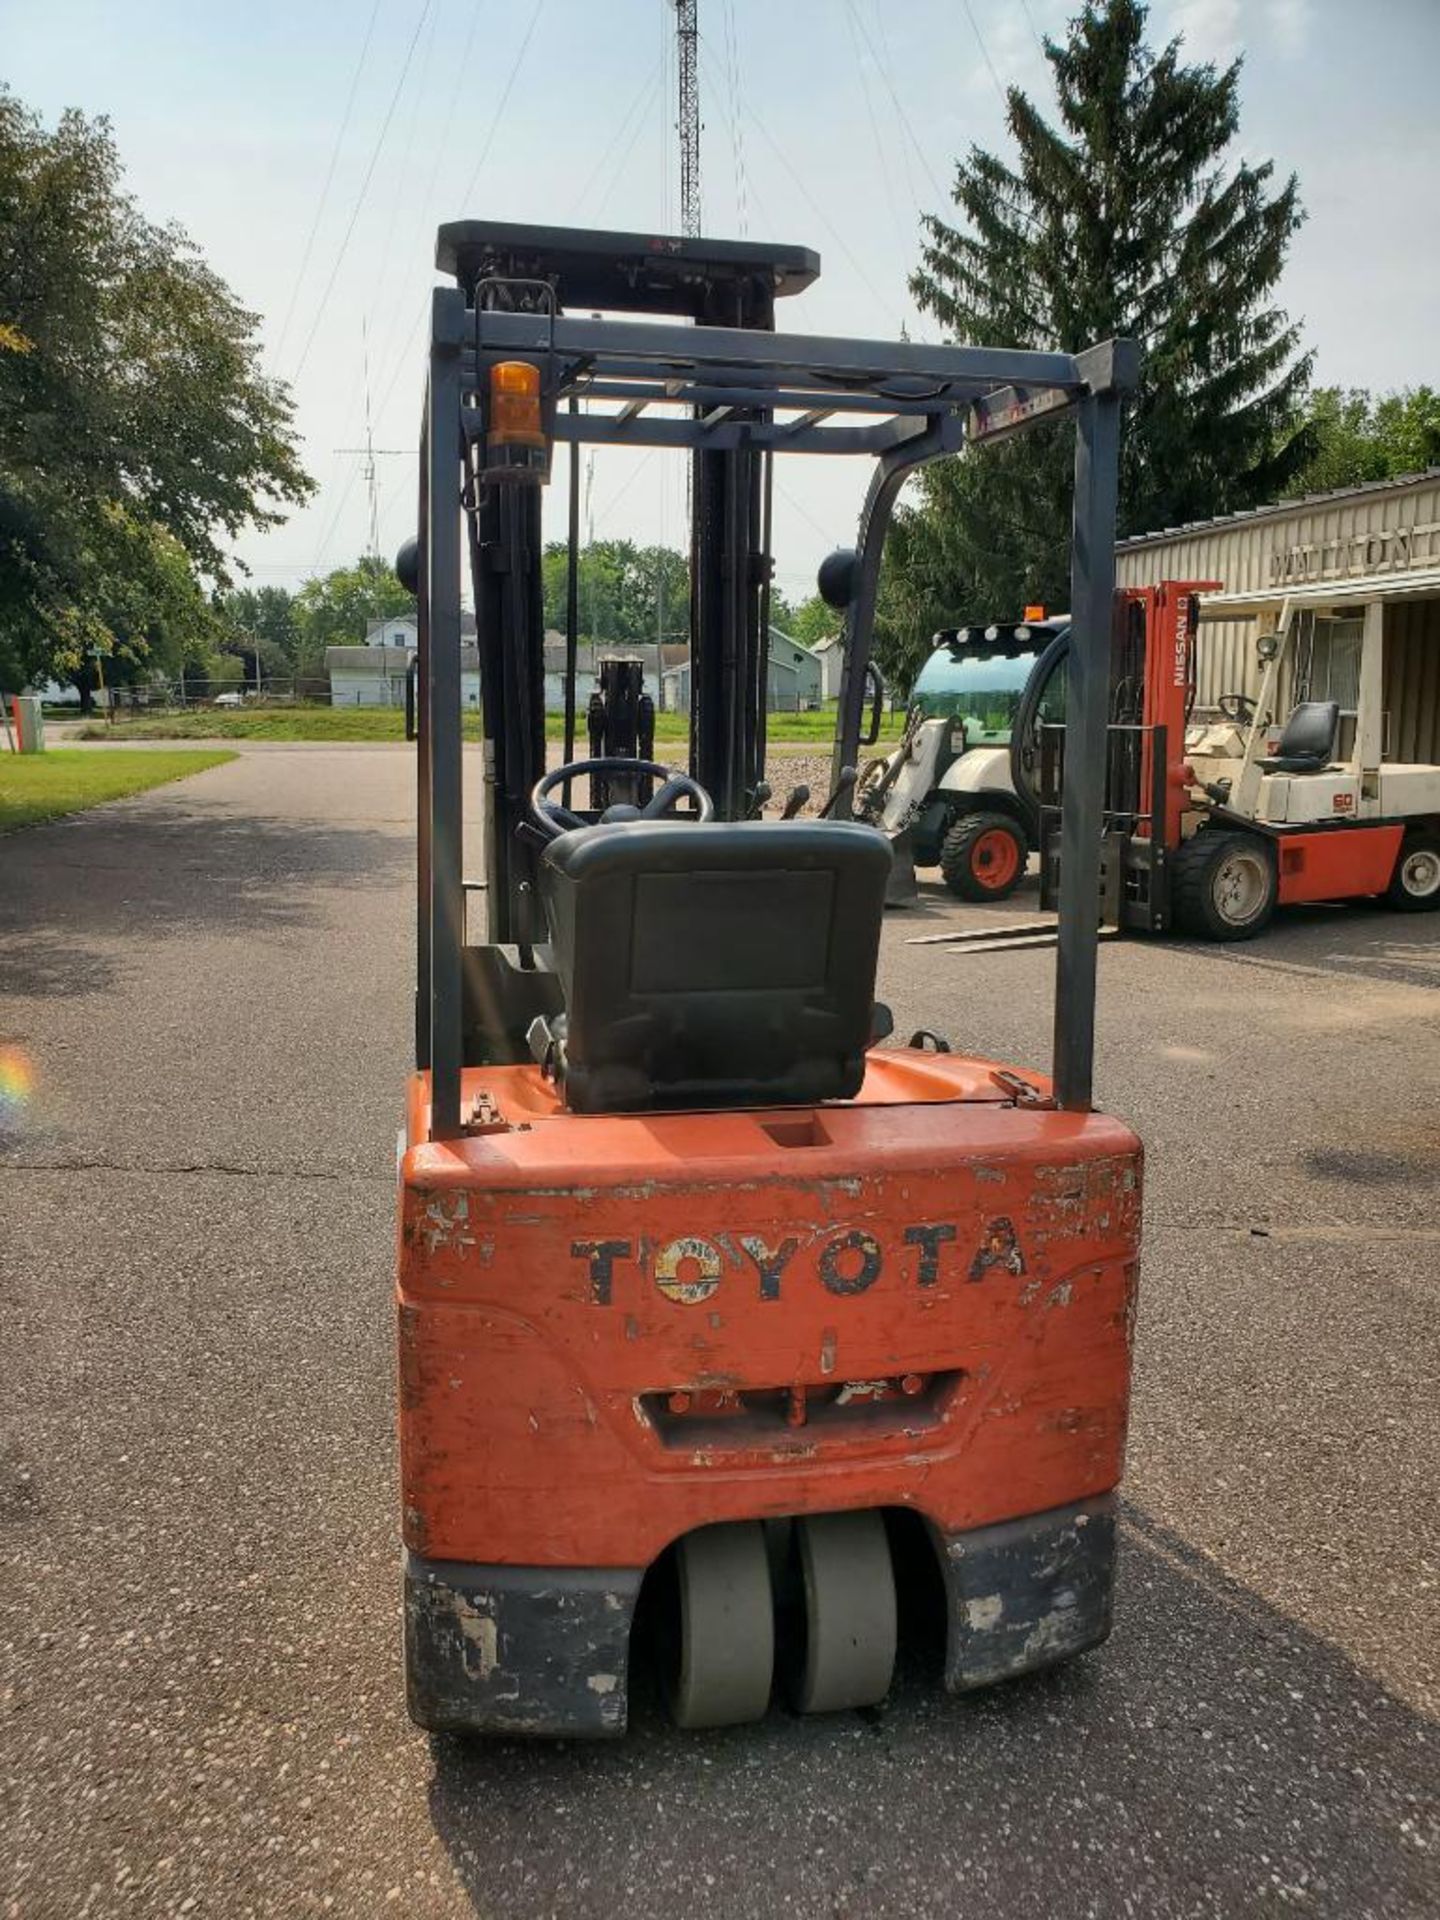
[1257,700,1339,774]
[535,819,892,1114]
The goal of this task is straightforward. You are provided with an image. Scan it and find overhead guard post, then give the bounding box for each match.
[426,288,467,1138]
[1052,366,1128,1111]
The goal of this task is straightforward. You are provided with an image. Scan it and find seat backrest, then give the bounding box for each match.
[538,819,891,1114]
[1277,700,1339,764]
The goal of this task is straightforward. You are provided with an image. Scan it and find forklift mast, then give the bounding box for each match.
[1130,580,1221,847]
[586,657,655,810]
[413,219,1138,1136]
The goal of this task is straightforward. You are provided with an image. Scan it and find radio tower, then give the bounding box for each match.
[674,0,701,237]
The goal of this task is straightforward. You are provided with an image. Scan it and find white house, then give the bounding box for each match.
[327,624,687,712]
[365,615,419,648]
[661,628,824,713]
[542,639,689,713]
[328,614,478,707]
[810,631,846,699]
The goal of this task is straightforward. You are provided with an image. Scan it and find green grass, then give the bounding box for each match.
[74,706,418,743]
[72,705,903,749]
[0,748,236,831]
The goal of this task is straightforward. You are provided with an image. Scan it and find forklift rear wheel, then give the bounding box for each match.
[940,812,1027,902]
[791,1510,897,1714]
[1172,830,1277,941]
[668,1521,775,1729]
[1384,830,1440,910]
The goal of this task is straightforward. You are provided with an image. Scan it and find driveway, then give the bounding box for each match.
[2,745,1435,1918]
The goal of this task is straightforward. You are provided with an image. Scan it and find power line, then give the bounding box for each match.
[418,0,490,215]
[364,0,493,436]
[321,0,547,551]
[714,0,749,236]
[592,69,669,221]
[589,451,660,535]
[370,0,444,293]
[271,0,383,367]
[773,472,839,549]
[960,0,1010,113]
[846,2,953,211]
[572,56,665,219]
[844,0,905,242]
[456,0,546,207]
[739,97,906,328]
[288,0,436,385]
[692,41,792,256]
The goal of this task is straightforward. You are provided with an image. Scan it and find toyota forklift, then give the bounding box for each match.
[396,219,1143,1736]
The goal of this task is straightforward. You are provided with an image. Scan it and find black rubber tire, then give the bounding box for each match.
[666,1522,775,1729]
[1171,830,1277,941]
[940,811,1028,902]
[1383,829,1440,911]
[790,1511,897,1714]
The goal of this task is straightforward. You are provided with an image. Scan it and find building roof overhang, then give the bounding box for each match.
[1199,566,1440,620]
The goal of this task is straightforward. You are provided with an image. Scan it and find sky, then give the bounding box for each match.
[5,0,1439,610]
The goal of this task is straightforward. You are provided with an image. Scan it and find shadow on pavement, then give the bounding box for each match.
[0,800,408,1001]
[425,1506,1436,1919]
[1167,900,1440,990]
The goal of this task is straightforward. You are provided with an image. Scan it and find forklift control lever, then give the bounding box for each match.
[531,757,715,840]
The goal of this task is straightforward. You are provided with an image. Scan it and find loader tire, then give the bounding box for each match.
[1383,830,1440,911]
[1172,830,1276,941]
[940,812,1027,902]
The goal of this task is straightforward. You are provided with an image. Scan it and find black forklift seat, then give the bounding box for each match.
[1257,700,1339,774]
[535,819,893,1114]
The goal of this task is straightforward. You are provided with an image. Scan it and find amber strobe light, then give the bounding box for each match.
[485,360,550,483]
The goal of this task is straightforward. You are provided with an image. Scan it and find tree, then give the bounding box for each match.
[219,584,299,665]
[539,540,689,646]
[1284,387,1440,498]
[293,554,415,672]
[781,593,838,649]
[880,0,1309,689]
[0,90,310,698]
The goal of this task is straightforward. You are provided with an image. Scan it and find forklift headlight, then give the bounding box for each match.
[485,360,551,485]
[1256,632,1279,662]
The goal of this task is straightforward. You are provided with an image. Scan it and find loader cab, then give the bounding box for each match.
[913,619,1068,745]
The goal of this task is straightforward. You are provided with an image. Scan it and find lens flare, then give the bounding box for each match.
[0,1046,37,1130]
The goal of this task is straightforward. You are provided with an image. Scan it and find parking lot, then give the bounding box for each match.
[2,744,1436,1918]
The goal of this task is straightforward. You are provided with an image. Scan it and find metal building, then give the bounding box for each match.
[1116,469,1440,763]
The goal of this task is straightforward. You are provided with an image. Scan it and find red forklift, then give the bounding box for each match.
[396,220,1143,1735]
[1010,582,1440,938]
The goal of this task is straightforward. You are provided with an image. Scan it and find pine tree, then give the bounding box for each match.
[879,0,1310,687]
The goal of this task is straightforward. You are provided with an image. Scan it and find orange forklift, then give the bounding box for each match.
[1003,580,1440,938]
[395,221,1143,1735]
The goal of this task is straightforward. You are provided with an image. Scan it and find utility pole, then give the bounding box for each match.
[335,320,412,558]
[334,446,413,558]
[674,0,701,238]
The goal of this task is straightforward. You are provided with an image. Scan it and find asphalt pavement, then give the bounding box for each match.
[2,745,1436,1919]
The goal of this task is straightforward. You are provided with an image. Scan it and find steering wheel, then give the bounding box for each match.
[1218,692,1256,724]
[529,757,715,841]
